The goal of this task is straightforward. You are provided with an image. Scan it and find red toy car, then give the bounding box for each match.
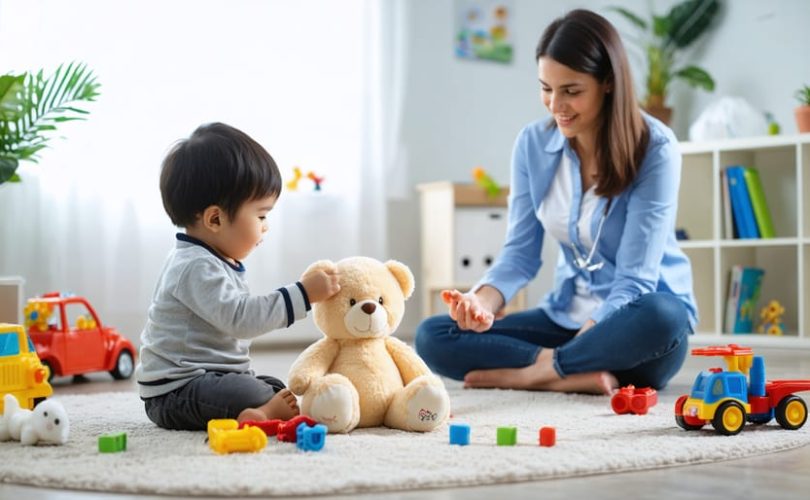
[611,385,658,415]
[24,292,136,381]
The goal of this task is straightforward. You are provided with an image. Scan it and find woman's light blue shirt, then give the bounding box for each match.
[476,116,698,330]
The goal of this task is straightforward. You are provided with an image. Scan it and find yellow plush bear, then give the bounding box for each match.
[288,257,450,433]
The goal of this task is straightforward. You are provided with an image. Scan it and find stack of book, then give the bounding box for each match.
[724,265,765,334]
[721,166,775,239]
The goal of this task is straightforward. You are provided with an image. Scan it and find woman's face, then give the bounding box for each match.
[538,56,610,141]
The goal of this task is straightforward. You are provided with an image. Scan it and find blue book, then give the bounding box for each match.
[726,166,759,239]
[729,266,765,334]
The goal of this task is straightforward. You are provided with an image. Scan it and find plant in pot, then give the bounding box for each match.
[0,62,100,185]
[609,0,721,125]
[796,85,810,134]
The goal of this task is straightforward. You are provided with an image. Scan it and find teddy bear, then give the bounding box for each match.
[0,393,70,445]
[288,257,450,433]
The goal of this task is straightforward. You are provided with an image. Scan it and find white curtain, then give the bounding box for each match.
[0,0,401,344]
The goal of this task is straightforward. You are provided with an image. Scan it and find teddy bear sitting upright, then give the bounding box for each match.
[288,257,450,433]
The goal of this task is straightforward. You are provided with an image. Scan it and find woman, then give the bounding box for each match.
[415,9,697,395]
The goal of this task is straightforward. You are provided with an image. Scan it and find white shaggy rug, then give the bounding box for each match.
[1,386,809,497]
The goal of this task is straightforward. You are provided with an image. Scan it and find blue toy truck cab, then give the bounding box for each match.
[691,370,749,406]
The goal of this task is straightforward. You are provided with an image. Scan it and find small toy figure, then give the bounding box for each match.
[296,422,327,451]
[0,393,70,445]
[286,166,303,191]
[472,166,501,198]
[757,300,785,335]
[307,171,325,191]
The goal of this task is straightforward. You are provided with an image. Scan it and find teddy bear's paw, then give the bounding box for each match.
[309,384,358,433]
[405,383,450,432]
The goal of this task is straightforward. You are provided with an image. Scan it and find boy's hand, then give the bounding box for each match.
[300,265,341,303]
[441,289,496,333]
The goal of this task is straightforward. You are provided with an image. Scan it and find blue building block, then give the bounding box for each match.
[296,422,327,452]
[449,423,470,446]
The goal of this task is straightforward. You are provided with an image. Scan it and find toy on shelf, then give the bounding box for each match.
[675,344,810,435]
[208,418,267,454]
[538,426,556,447]
[449,423,470,446]
[24,292,136,382]
[757,300,785,335]
[306,171,324,191]
[472,166,502,198]
[0,323,53,412]
[296,422,327,451]
[99,432,127,453]
[286,166,304,191]
[0,393,69,445]
[611,385,658,415]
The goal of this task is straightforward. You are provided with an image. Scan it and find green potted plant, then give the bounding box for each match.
[0,62,100,185]
[609,0,721,124]
[796,84,810,133]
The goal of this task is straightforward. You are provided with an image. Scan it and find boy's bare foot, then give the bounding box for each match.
[237,388,300,424]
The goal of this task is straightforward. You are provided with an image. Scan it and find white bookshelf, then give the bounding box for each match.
[677,133,810,346]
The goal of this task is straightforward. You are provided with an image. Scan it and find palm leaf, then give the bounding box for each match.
[0,62,100,169]
[673,65,715,91]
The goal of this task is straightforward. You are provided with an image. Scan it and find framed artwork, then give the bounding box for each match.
[454,0,514,64]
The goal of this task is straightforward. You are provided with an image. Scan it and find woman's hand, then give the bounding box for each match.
[441,288,504,333]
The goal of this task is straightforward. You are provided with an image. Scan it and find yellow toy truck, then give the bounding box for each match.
[0,323,53,412]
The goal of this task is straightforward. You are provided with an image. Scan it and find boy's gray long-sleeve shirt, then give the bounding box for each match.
[136,235,309,398]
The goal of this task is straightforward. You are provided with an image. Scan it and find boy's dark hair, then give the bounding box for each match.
[160,122,282,227]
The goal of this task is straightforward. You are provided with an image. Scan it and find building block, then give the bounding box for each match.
[296,422,328,451]
[277,415,318,442]
[98,432,127,453]
[449,423,470,446]
[539,427,556,447]
[207,418,267,454]
[496,426,517,446]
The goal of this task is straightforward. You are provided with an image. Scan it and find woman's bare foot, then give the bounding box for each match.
[463,348,619,395]
[237,388,300,424]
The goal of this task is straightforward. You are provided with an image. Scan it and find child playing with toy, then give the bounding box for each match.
[136,122,341,431]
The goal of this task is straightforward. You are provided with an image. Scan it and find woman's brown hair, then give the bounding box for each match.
[536,9,649,197]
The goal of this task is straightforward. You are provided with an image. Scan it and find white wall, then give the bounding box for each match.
[391,0,810,335]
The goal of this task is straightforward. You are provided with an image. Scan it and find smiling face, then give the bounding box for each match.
[538,56,610,143]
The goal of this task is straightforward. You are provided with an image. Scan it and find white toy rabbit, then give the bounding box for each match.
[0,393,70,445]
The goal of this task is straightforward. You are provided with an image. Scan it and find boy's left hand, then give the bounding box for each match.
[300,264,341,303]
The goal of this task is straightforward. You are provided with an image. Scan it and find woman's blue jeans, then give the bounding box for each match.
[415,292,691,390]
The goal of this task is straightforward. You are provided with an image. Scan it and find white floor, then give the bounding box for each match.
[2,341,810,500]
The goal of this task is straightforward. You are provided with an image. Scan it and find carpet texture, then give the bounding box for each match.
[1,386,809,496]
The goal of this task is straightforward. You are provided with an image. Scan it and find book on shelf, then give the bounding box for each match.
[742,166,775,238]
[725,166,759,239]
[724,265,765,334]
[720,168,735,239]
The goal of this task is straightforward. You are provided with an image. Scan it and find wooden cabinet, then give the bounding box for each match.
[678,133,810,346]
[417,182,526,317]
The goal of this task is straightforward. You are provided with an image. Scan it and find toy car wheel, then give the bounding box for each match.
[775,395,808,430]
[110,350,134,379]
[41,360,55,382]
[712,400,746,435]
[674,395,704,431]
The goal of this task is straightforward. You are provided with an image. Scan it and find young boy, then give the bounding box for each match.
[136,122,340,431]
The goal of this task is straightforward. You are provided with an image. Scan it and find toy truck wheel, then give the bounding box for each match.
[711,401,746,435]
[675,395,704,430]
[775,395,808,430]
[41,360,55,382]
[110,350,134,379]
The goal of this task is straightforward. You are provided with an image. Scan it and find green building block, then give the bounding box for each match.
[98,432,127,453]
[496,426,517,446]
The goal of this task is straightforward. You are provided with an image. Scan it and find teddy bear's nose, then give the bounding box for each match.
[361,303,376,315]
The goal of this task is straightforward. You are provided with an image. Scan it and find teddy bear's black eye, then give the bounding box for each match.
[55,418,60,425]
[378,297,384,305]
[349,298,356,306]
[43,411,48,417]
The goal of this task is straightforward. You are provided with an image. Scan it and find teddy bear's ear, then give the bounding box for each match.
[385,260,414,299]
[304,259,336,275]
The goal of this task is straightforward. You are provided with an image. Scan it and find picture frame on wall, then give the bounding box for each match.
[454,0,514,64]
